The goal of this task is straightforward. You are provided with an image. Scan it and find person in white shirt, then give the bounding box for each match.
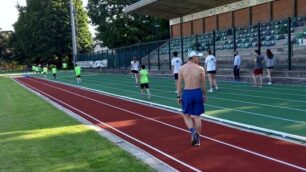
[204,49,219,92]
[265,49,275,85]
[130,57,139,87]
[171,51,182,92]
[233,51,241,82]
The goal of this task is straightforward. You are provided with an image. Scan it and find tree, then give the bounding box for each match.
[0,31,14,61]
[14,0,92,65]
[87,0,169,48]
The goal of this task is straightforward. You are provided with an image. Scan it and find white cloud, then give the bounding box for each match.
[0,0,26,31]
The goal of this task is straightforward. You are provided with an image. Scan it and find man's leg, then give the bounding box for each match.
[233,67,237,80]
[268,69,272,82]
[208,74,213,92]
[192,116,202,135]
[237,68,240,81]
[252,74,257,86]
[259,75,263,86]
[135,73,138,86]
[213,74,218,90]
[146,89,151,98]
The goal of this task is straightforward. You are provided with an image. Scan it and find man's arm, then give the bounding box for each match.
[177,70,183,104]
[201,68,207,102]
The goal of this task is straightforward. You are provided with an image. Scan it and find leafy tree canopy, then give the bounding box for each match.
[14,0,92,65]
[87,0,169,48]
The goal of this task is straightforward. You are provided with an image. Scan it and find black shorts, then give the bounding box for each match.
[131,70,139,74]
[140,83,149,89]
[207,70,216,74]
[267,66,274,69]
[76,75,81,78]
[43,72,46,75]
[53,74,56,77]
[174,73,179,80]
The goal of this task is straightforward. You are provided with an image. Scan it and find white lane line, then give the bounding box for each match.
[32,76,306,143]
[17,79,200,172]
[26,78,306,171]
[73,76,306,112]
[53,73,306,103]
[55,77,306,124]
[98,73,306,94]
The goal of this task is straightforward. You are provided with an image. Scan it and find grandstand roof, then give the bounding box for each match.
[124,0,240,20]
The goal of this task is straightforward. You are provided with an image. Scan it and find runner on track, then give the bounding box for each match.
[74,64,81,85]
[62,62,68,72]
[43,66,48,78]
[130,57,139,87]
[35,65,39,74]
[139,64,151,98]
[252,50,264,87]
[177,50,207,147]
[52,65,57,80]
[205,49,219,92]
[32,65,36,74]
[171,51,182,93]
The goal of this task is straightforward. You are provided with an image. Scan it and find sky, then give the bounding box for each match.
[0,0,95,35]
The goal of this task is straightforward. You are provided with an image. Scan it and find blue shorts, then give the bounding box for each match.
[182,88,205,116]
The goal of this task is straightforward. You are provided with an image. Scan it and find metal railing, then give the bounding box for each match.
[77,17,306,71]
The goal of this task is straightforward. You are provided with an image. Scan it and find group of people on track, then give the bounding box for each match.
[32,64,58,80]
[129,48,276,147]
[30,48,276,147]
[31,62,71,81]
[130,49,215,146]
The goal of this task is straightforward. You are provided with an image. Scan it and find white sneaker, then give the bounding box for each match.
[268,82,272,85]
[174,90,178,93]
[208,89,214,93]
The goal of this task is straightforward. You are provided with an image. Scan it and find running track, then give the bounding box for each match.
[15,77,306,172]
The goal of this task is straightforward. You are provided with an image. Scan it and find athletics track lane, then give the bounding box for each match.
[15,77,306,172]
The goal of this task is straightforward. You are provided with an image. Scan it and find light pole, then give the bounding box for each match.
[70,0,77,68]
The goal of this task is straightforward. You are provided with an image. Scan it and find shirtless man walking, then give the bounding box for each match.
[177,50,207,147]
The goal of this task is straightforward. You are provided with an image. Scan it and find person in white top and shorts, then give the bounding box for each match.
[171,51,182,92]
[204,49,219,92]
[130,57,139,87]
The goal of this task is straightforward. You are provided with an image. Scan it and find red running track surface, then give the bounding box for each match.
[15,77,306,172]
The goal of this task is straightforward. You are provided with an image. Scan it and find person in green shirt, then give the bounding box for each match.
[74,64,81,84]
[43,66,48,78]
[52,65,57,80]
[32,65,36,74]
[62,62,68,72]
[34,65,39,74]
[139,65,151,98]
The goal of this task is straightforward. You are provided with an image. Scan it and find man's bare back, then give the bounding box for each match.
[178,61,206,90]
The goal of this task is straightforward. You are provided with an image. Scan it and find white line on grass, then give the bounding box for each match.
[100,73,306,93]
[56,77,306,123]
[29,76,306,143]
[83,73,306,102]
[80,76,306,112]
